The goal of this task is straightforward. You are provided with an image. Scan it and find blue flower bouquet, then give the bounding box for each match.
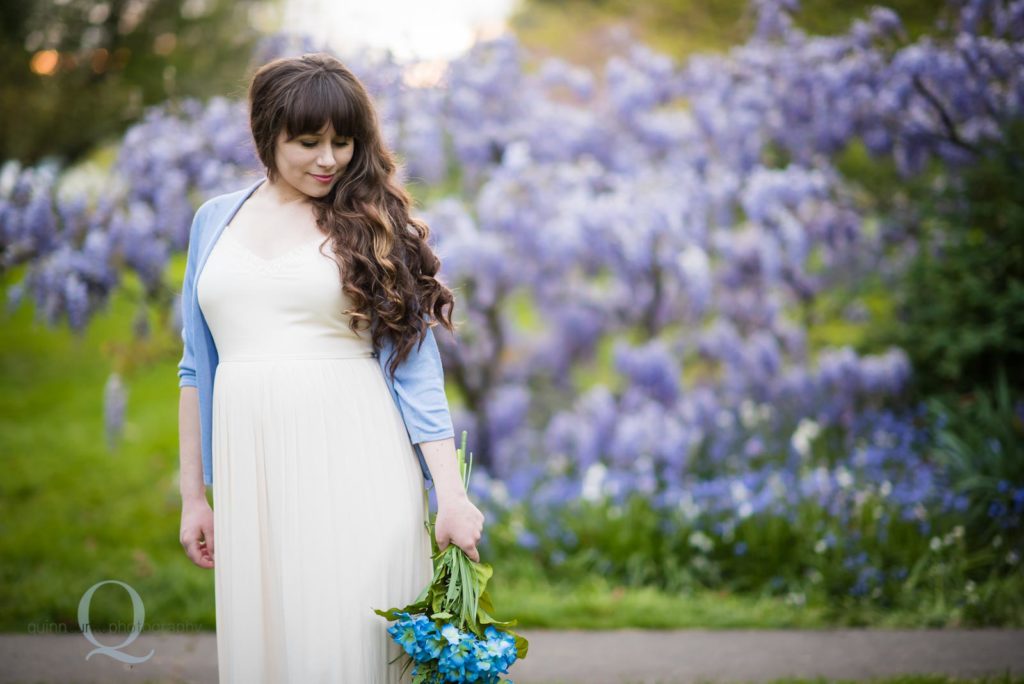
[373,430,529,683]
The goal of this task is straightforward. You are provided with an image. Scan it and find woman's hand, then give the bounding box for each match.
[433,494,484,562]
[180,497,215,569]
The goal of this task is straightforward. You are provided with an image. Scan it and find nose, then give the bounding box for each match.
[316,142,335,167]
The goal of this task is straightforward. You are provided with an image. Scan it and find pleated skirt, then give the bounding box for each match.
[211,355,434,683]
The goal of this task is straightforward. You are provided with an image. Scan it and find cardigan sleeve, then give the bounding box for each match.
[389,323,455,445]
[177,203,209,388]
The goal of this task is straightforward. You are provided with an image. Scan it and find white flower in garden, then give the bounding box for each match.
[581,462,607,502]
[678,491,700,521]
[791,417,821,458]
[836,466,854,489]
[739,399,758,429]
[487,478,510,508]
[688,530,713,553]
[873,428,896,449]
[547,452,570,477]
[675,244,712,313]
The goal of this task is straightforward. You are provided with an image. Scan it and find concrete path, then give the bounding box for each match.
[1,629,1023,684]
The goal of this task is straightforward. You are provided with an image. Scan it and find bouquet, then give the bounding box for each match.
[373,430,529,683]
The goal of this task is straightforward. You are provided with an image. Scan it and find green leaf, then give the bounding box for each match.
[512,631,530,659]
[471,560,493,594]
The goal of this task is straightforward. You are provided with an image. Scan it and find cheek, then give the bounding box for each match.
[277,147,301,168]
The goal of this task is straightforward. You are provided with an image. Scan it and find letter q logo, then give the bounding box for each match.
[78,580,155,664]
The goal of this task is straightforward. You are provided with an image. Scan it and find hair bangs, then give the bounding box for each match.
[280,72,365,141]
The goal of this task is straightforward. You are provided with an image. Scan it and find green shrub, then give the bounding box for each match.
[884,119,1024,397]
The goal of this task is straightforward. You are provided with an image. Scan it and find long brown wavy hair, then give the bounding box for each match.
[247,52,456,382]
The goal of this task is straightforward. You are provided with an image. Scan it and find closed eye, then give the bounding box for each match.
[301,141,350,148]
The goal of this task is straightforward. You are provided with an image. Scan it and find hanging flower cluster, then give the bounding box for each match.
[374,431,529,683]
[387,612,519,683]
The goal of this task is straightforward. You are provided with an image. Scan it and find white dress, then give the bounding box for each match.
[197,229,434,683]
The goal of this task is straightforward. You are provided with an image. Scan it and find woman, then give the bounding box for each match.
[176,52,485,682]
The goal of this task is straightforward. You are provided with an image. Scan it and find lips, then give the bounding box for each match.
[310,173,335,182]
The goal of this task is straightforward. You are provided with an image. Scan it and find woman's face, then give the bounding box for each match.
[272,121,355,198]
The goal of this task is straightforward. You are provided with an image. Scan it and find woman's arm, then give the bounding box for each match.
[177,204,214,569]
[420,436,484,562]
[387,324,455,445]
[177,204,207,503]
[179,375,214,570]
[178,387,206,502]
[418,436,467,505]
[177,202,207,389]
[388,326,485,560]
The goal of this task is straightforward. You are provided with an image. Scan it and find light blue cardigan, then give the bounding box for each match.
[177,176,453,486]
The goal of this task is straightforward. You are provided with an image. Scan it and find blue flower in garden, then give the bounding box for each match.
[440,623,462,646]
[386,612,421,658]
[392,622,518,683]
[483,625,517,669]
[439,624,475,678]
[470,639,494,675]
[1012,488,1024,514]
[612,339,681,406]
[517,529,539,550]
[384,612,448,665]
[419,623,445,662]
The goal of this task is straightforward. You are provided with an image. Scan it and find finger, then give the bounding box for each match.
[186,540,204,566]
[205,524,215,560]
[199,546,214,569]
[464,544,479,563]
[185,536,213,568]
[199,538,213,565]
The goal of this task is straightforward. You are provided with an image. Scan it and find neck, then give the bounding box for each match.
[258,177,310,207]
